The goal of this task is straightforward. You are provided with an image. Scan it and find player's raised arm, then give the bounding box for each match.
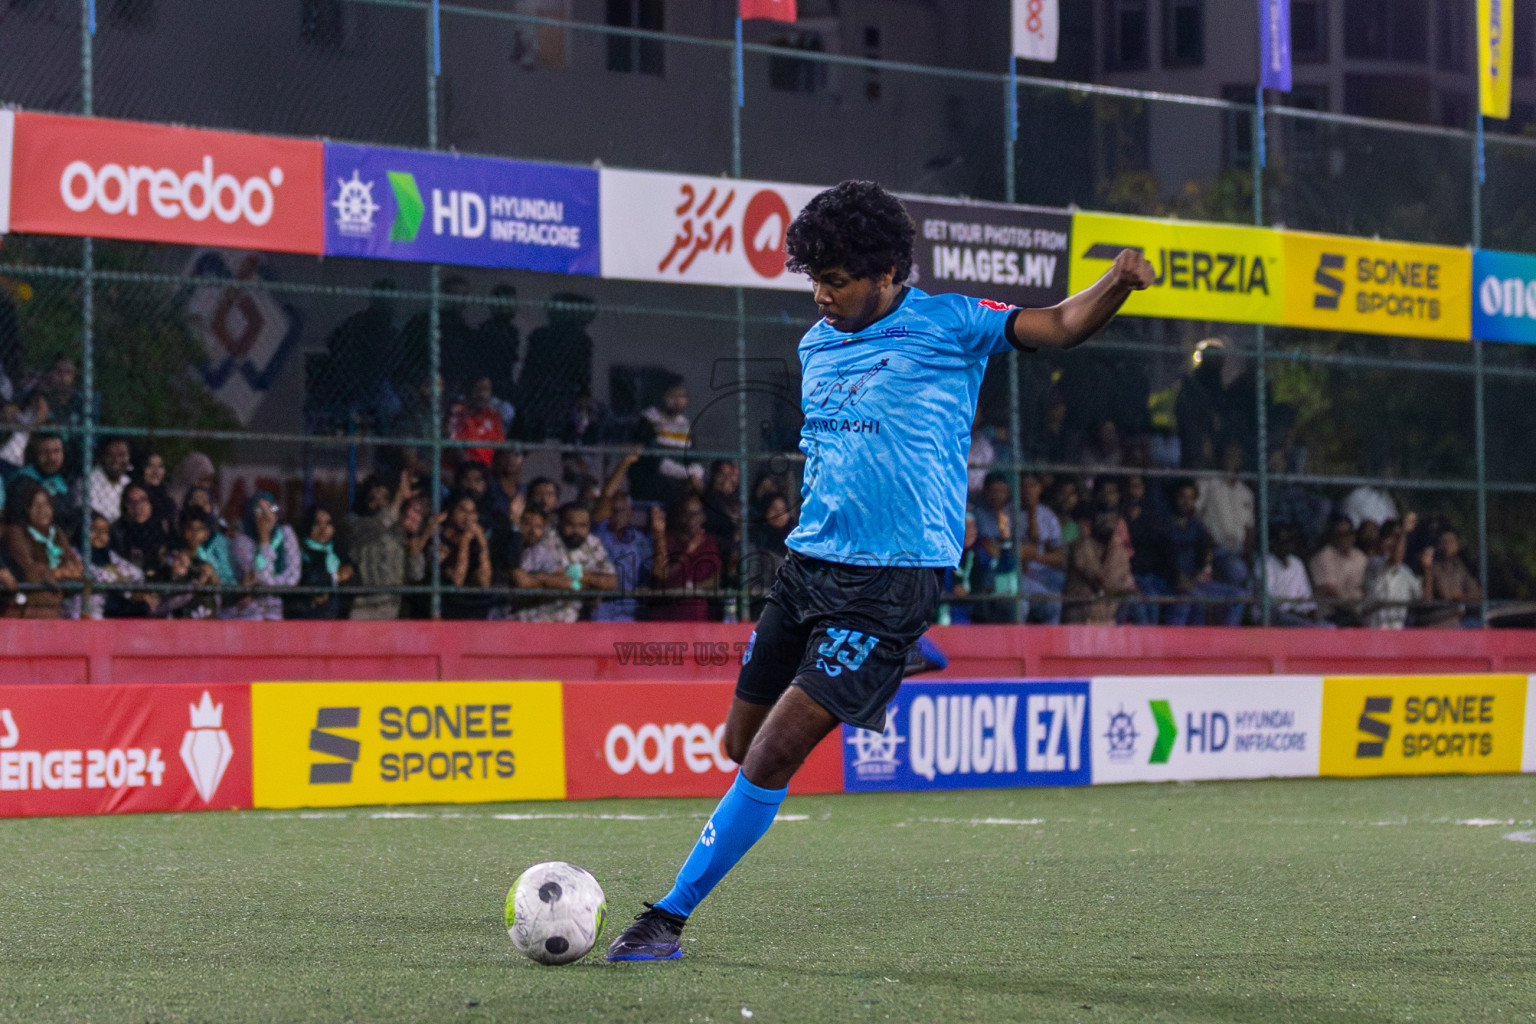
[1010,247,1154,351]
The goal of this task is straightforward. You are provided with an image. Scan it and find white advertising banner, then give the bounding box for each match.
[0,110,13,235]
[1524,677,1536,773]
[599,168,822,291]
[1091,676,1324,784]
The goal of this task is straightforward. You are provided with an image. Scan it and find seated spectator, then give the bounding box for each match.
[1123,475,1173,625]
[1163,481,1245,626]
[228,492,302,621]
[399,496,434,620]
[1026,390,1071,466]
[743,492,794,619]
[527,476,559,519]
[591,491,652,623]
[285,506,354,620]
[967,425,997,497]
[347,473,413,621]
[1080,419,1124,471]
[179,509,235,589]
[631,382,704,504]
[446,376,507,467]
[1086,476,1120,518]
[137,452,178,529]
[486,448,525,521]
[435,492,494,620]
[940,511,984,625]
[1019,473,1065,624]
[23,354,85,426]
[1419,527,1482,628]
[514,503,618,623]
[452,460,495,528]
[1062,511,1136,624]
[650,494,721,621]
[1044,477,1082,546]
[15,433,83,540]
[148,545,220,620]
[1309,515,1367,626]
[89,439,133,524]
[702,459,743,557]
[181,484,218,523]
[1355,519,1381,562]
[972,471,1012,545]
[1364,520,1422,629]
[3,479,84,618]
[110,483,175,571]
[85,512,157,618]
[972,490,1021,626]
[1259,524,1331,627]
[1195,442,1254,586]
[170,451,217,510]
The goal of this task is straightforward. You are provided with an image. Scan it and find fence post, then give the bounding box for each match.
[427,5,443,619]
[1252,87,1270,627]
[79,0,96,597]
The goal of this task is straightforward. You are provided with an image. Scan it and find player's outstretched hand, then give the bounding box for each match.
[1113,248,1155,291]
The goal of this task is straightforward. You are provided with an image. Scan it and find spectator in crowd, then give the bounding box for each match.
[527,476,560,518]
[323,280,398,431]
[1175,339,1228,469]
[561,390,607,447]
[228,492,302,621]
[967,425,996,496]
[85,512,155,619]
[347,473,414,621]
[447,376,508,468]
[469,283,521,400]
[631,381,705,503]
[1062,511,1136,624]
[941,510,987,625]
[1260,524,1330,627]
[1309,515,1367,625]
[148,544,219,620]
[3,479,84,618]
[1163,481,1245,626]
[170,451,217,510]
[514,293,595,443]
[1045,477,1082,546]
[1340,471,1398,529]
[592,490,651,623]
[179,510,235,591]
[744,492,793,618]
[1196,441,1255,586]
[1018,472,1066,624]
[1124,475,1173,625]
[24,354,85,427]
[0,536,20,615]
[972,471,1012,548]
[1364,520,1423,629]
[487,448,526,521]
[515,503,618,623]
[1420,527,1482,628]
[1026,391,1071,466]
[1354,519,1381,564]
[1086,476,1121,518]
[495,504,547,620]
[970,472,1021,624]
[16,433,82,539]
[399,496,436,620]
[437,492,495,620]
[651,494,721,621]
[285,507,354,620]
[137,452,178,529]
[110,484,175,571]
[702,459,742,555]
[89,439,133,524]
[452,460,495,528]
[1080,419,1124,471]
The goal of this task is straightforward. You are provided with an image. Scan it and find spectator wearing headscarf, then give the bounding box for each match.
[3,479,84,618]
[228,491,301,620]
[137,452,178,529]
[85,512,155,619]
[169,451,217,510]
[179,508,236,588]
[284,506,354,620]
[110,483,176,571]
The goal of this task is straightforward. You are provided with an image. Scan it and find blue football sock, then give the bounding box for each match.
[654,771,787,919]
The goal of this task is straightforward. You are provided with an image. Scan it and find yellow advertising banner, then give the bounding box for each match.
[1067,211,1285,326]
[1281,231,1472,341]
[251,681,566,808]
[1320,675,1527,777]
[1479,0,1514,119]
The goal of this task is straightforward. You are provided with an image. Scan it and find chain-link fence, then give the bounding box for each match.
[1,0,1534,626]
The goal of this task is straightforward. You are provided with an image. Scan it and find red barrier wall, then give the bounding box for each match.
[1,621,1533,685]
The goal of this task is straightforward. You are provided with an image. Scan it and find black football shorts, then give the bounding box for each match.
[735,552,941,732]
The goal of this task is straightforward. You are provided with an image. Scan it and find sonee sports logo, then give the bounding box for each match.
[309,706,361,784]
[1313,253,1346,310]
[1355,697,1392,758]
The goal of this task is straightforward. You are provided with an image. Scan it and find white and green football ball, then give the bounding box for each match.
[505,862,607,965]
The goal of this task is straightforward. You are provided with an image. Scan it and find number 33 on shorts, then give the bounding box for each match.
[815,629,879,677]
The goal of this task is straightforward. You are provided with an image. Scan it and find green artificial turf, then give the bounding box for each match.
[1,775,1534,1023]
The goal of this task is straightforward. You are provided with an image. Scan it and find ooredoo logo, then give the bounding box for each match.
[603,721,735,776]
[10,112,324,254]
[58,156,285,226]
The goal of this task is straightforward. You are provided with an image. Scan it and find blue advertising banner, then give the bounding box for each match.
[1473,249,1536,344]
[1259,0,1292,92]
[322,142,599,274]
[842,680,1091,792]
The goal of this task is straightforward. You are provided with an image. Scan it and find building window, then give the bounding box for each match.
[1292,0,1328,62]
[1435,0,1470,72]
[1517,0,1536,77]
[606,0,664,77]
[768,33,828,93]
[1344,0,1428,62]
[863,25,881,101]
[1220,84,1253,170]
[1103,0,1150,71]
[1162,0,1203,68]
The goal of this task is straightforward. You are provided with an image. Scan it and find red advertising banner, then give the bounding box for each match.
[562,681,843,799]
[9,113,324,254]
[0,684,252,817]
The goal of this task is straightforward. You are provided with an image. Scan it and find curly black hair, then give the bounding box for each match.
[784,180,915,283]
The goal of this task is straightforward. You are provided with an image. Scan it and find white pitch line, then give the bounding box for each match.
[1457,818,1516,826]
[492,813,674,821]
[1503,830,1536,844]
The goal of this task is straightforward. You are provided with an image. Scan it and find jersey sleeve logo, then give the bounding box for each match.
[976,298,1015,311]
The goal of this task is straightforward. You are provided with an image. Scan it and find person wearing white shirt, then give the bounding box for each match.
[1259,525,1331,627]
[1341,484,1397,529]
[1196,442,1254,585]
[1364,522,1425,629]
[88,439,133,524]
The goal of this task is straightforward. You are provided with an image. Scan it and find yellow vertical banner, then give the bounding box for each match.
[1480,0,1514,119]
[251,681,566,809]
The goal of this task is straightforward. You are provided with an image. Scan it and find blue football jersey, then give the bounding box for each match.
[785,287,1021,567]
